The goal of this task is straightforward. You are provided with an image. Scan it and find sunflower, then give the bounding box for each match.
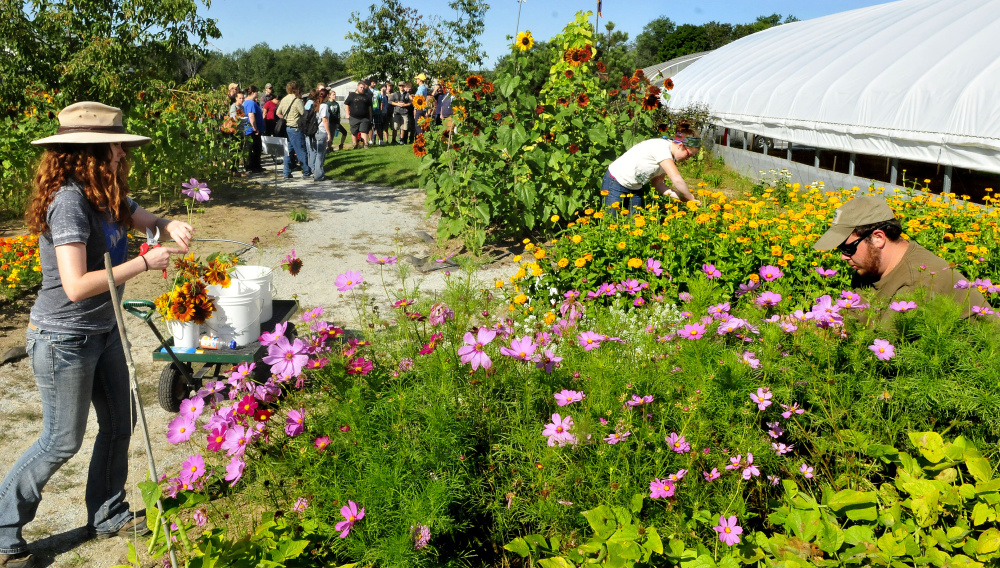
[465,74,484,90]
[535,105,545,115]
[569,48,587,66]
[576,93,589,108]
[609,89,620,97]
[481,81,494,94]
[619,75,631,90]
[664,78,674,91]
[557,97,568,107]
[474,91,482,101]
[578,45,593,63]
[657,123,669,133]
[633,68,645,80]
[412,94,427,110]
[203,264,230,287]
[563,48,578,64]
[287,257,303,276]
[645,85,662,98]
[543,131,555,143]
[642,90,661,111]
[596,61,606,73]
[171,299,195,323]
[629,76,640,89]
[568,144,579,154]
[493,112,503,121]
[516,30,534,51]
[564,70,574,79]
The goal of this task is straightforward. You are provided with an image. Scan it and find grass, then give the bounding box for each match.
[324,143,422,189]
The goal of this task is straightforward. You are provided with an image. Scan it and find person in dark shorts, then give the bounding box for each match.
[325,89,349,150]
[344,82,373,148]
[389,83,413,145]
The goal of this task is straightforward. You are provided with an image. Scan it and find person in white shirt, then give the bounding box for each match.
[604,122,700,212]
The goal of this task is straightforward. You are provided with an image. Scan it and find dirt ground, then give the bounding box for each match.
[0,167,512,567]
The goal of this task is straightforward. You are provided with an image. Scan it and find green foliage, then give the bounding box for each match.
[289,208,308,222]
[0,0,220,112]
[633,13,797,68]
[199,43,350,92]
[421,11,681,247]
[345,0,429,82]
[426,0,490,80]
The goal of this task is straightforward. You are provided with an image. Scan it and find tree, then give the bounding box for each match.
[0,0,220,113]
[426,0,490,79]
[633,16,676,68]
[346,0,429,83]
[596,21,633,87]
[632,13,796,68]
[197,44,348,93]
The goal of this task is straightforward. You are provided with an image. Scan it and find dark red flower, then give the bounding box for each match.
[596,61,606,73]
[565,70,574,79]
[664,78,674,91]
[568,144,579,154]
[576,93,589,108]
[557,97,568,107]
[535,105,545,115]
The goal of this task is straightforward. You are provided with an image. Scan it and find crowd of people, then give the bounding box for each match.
[224,74,454,180]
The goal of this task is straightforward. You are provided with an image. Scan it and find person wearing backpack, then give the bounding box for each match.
[344,81,373,149]
[325,90,349,150]
[304,88,330,182]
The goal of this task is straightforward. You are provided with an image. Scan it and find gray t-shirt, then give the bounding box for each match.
[30,181,137,334]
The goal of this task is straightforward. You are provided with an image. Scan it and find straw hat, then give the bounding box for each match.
[32,102,151,147]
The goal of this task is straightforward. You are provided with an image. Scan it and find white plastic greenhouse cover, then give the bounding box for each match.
[666,0,1000,174]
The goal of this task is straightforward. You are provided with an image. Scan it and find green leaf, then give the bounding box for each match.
[978,528,1000,555]
[828,489,878,522]
[816,520,845,554]
[844,525,875,545]
[877,533,906,557]
[138,480,161,515]
[629,493,645,514]
[587,125,608,146]
[782,479,799,498]
[973,502,994,526]
[687,553,718,568]
[644,526,663,555]
[909,431,946,463]
[538,558,575,568]
[582,505,617,540]
[504,538,531,557]
[967,457,993,484]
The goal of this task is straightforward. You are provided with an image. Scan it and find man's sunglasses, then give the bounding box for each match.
[836,229,873,256]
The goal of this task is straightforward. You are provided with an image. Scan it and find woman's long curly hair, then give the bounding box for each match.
[26,143,133,235]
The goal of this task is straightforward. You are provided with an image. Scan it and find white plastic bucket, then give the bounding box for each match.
[233,265,274,322]
[207,282,262,347]
[169,320,201,349]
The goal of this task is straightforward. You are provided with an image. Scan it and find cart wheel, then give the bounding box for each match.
[159,363,192,412]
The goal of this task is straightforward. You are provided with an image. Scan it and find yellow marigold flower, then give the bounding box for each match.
[534,249,546,259]
[574,258,586,267]
[627,258,643,269]
[544,311,556,324]
[584,208,594,215]
[514,293,528,304]
[631,229,643,237]
[531,265,543,277]
[748,220,759,229]
[777,260,788,267]
[593,212,604,219]
[524,243,535,251]
[685,201,699,211]
[558,258,569,268]
[495,280,505,288]
[783,253,794,261]
[617,241,626,250]
[584,253,593,261]
[567,222,576,228]
[513,268,526,280]
[633,216,646,228]
[659,233,670,241]
[609,224,618,231]
[571,235,583,244]
[522,238,531,244]
[513,255,522,262]
[749,274,760,283]
[966,244,980,253]
[550,215,560,223]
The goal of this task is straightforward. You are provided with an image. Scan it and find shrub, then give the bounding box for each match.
[0,235,41,303]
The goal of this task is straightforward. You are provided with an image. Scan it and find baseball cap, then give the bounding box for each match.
[228,83,238,90]
[415,73,427,81]
[813,196,897,250]
[265,83,272,89]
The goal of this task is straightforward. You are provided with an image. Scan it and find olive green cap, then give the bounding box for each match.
[813,196,897,250]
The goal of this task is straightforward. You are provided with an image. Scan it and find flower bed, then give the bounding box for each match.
[505,180,1000,307]
[0,235,41,303]
[141,255,1000,567]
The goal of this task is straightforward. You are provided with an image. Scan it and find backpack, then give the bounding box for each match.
[299,102,319,137]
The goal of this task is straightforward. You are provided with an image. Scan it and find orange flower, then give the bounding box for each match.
[465,75,483,90]
[664,78,674,90]
[576,93,589,108]
[481,81,494,94]
[564,70,574,79]
[412,94,427,110]
[596,61,606,73]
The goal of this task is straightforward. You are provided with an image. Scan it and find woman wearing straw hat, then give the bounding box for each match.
[0,102,190,568]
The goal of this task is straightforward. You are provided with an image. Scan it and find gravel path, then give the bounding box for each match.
[0,167,509,567]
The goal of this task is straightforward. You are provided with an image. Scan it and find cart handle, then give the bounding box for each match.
[123,299,157,321]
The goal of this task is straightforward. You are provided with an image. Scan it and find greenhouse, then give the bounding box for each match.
[667,0,1000,198]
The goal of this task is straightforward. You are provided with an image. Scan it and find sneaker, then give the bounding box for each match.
[0,552,36,568]
[91,516,152,540]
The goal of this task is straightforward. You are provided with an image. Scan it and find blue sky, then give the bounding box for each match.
[200,0,890,65]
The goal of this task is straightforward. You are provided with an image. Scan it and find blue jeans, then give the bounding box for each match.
[0,327,136,554]
[602,170,645,215]
[283,126,312,178]
[306,129,328,181]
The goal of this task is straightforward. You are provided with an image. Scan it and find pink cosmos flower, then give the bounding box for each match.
[428,302,454,325]
[259,322,287,347]
[759,265,783,281]
[714,516,743,546]
[668,469,687,483]
[800,463,814,478]
[534,350,562,373]
[235,395,258,416]
[780,402,804,419]
[750,387,772,410]
[334,270,363,291]
[501,335,538,361]
[742,453,760,479]
[869,339,895,360]
[206,425,228,452]
[703,468,720,482]
[180,454,206,482]
[816,267,837,277]
[301,307,324,322]
[542,413,576,447]
[954,279,971,290]
[221,424,248,457]
[678,292,693,303]
[181,178,211,202]
[736,279,760,297]
[743,351,761,369]
[756,291,782,308]
[193,508,208,526]
[577,331,604,350]
[346,357,374,375]
[263,335,309,379]
[292,497,309,513]
[554,390,585,406]
[708,302,730,319]
[604,431,631,445]
[702,264,721,279]
[626,395,654,407]
[767,421,784,439]
[314,435,331,451]
[649,478,675,499]
[781,322,798,333]
[457,328,496,370]
[772,442,794,455]
[167,415,196,444]
[665,432,690,453]
[336,501,365,538]
[680,323,706,340]
[366,253,398,265]
[972,305,995,316]
[224,457,245,487]
[412,524,431,550]
[179,396,204,421]
[645,258,663,276]
[285,408,305,437]
[725,454,744,471]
